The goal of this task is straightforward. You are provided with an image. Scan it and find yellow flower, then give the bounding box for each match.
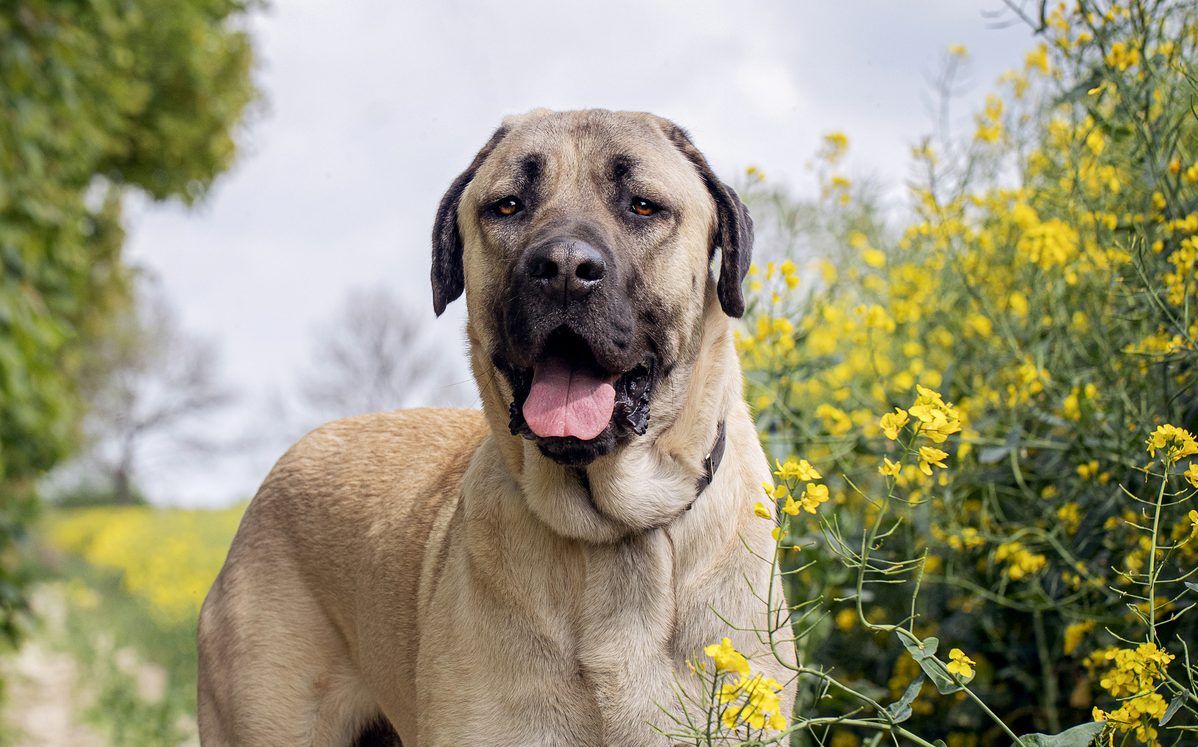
[1017,218,1079,269]
[908,386,962,443]
[948,43,968,57]
[821,132,849,162]
[880,408,909,440]
[720,674,787,731]
[995,541,1046,580]
[798,483,830,514]
[1025,43,1050,73]
[835,608,856,631]
[774,458,821,482]
[1146,424,1198,463]
[753,502,771,519]
[1185,464,1198,489]
[1063,620,1095,655]
[703,637,750,677]
[762,481,788,500]
[918,446,949,476]
[1105,40,1140,70]
[879,457,902,477]
[781,495,801,516]
[946,648,975,679]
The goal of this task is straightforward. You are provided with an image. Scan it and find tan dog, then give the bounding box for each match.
[197,109,794,746]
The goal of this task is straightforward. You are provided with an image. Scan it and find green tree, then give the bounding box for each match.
[0,0,257,641]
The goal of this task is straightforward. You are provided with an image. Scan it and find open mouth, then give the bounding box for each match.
[501,327,655,464]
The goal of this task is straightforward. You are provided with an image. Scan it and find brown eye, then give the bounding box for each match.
[493,196,523,217]
[630,197,658,217]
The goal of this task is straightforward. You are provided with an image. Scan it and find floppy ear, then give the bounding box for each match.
[661,123,754,318]
[431,126,509,316]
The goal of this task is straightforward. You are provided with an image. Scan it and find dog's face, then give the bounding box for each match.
[432,109,752,466]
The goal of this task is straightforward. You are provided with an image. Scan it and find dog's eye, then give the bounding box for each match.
[493,196,523,217]
[630,197,659,217]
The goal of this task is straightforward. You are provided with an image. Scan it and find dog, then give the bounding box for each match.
[197,108,795,746]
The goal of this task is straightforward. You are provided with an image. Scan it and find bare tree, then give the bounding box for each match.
[63,280,235,504]
[290,286,469,427]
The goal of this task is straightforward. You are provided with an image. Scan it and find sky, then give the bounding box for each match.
[122,0,1038,506]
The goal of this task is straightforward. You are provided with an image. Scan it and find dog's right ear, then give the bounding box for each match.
[431,126,509,316]
[657,120,754,318]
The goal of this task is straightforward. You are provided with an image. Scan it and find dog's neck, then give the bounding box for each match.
[473,298,749,544]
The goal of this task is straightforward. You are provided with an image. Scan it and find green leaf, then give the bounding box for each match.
[1013,721,1106,747]
[884,674,924,723]
[898,634,966,694]
[899,634,939,661]
[1160,692,1185,726]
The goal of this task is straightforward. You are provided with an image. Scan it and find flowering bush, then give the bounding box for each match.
[678,1,1198,744]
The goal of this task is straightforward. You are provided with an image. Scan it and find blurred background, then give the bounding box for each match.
[8,0,1171,745]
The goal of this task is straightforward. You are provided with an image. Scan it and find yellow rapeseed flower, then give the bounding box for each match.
[774,458,821,482]
[1063,620,1095,655]
[797,483,831,514]
[946,648,976,679]
[918,446,949,475]
[1017,218,1079,269]
[879,457,902,477]
[1025,43,1050,73]
[1145,424,1198,463]
[1185,464,1198,489]
[908,386,962,443]
[720,674,788,730]
[704,637,750,677]
[880,408,909,440]
[1105,41,1140,70]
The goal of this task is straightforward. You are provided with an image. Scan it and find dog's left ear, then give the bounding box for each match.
[431,126,509,316]
[660,122,754,318]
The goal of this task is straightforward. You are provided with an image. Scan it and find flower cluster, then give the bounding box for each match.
[701,637,788,732]
[1145,424,1198,464]
[726,1,1198,742]
[1089,643,1175,743]
[876,386,961,480]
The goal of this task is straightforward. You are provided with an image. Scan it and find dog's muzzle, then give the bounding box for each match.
[497,234,659,465]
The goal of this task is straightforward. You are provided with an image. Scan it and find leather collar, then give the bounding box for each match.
[688,419,727,509]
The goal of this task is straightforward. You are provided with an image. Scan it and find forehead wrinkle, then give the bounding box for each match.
[473,152,547,204]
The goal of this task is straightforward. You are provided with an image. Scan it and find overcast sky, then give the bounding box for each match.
[123,1,1036,506]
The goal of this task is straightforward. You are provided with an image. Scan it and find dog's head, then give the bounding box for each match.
[432,109,752,466]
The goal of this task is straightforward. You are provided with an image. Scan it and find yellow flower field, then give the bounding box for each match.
[44,505,245,628]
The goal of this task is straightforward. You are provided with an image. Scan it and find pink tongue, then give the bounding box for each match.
[523,357,617,440]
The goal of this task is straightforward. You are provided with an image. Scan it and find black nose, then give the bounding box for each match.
[524,239,607,303]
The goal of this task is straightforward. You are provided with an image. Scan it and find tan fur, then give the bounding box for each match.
[198,109,794,746]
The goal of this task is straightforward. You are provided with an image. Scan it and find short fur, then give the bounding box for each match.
[198,109,794,746]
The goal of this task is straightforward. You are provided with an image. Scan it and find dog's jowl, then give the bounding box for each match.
[197,109,794,746]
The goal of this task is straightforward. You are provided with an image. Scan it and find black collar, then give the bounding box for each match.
[689,419,727,509]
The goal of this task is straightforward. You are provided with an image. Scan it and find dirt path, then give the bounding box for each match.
[1,585,103,746]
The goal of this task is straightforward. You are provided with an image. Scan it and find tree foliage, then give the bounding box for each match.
[0,0,257,640]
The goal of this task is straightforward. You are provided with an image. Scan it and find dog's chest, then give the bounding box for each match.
[419,511,728,744]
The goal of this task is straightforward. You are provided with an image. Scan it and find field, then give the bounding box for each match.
[3,507,244,744]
